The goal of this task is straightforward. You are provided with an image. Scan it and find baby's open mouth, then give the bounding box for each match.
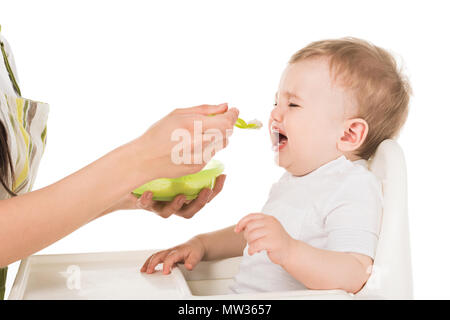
[271,127,288,151]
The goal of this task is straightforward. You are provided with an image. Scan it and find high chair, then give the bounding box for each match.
[8,139,413,300]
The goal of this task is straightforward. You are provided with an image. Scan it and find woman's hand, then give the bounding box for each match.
[96,103,237,221]
[132,103,239,182]
[100,174,226,219]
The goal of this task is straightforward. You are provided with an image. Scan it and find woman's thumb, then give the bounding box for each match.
[178,103,228,115]
[202,103,228,115]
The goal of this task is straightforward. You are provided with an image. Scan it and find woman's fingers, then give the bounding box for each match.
[200,136,228,163]
[202,108,239,132]
[174,103,228,115]
[158,194,186,218]
[137,175,225,219]
[136,191,155,210]
[171,103,238,133]
[208,174,226,203]
[176,188,213,219]
[144,194,185,218]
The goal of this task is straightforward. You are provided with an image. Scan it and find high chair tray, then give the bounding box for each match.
[8,250,351,300]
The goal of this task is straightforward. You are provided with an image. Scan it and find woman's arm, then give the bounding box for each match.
[0,141,147,267]
[0,104,239,267]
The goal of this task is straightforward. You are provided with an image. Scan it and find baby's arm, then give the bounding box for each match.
[199,225,247,261]
[235,213,372,294]
[141,225,246,274]
[282,241,372,294]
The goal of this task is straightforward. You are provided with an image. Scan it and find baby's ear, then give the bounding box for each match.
[337,118,368,153]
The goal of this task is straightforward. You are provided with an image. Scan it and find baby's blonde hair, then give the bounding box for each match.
[289,37,411,160]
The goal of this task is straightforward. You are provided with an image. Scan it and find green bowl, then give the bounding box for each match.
[132,160,224,201]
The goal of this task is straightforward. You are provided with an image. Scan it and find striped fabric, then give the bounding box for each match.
[0,267,6,300]
[0,94,49,196]
[0,26,49,299]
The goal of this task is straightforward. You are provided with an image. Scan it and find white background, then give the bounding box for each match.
[1,0,449,299]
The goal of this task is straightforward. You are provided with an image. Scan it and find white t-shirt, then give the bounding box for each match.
[230,155,383,293]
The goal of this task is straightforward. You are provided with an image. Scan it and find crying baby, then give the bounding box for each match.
[141,37,410,294]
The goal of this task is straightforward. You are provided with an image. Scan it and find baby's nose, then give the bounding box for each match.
[270,104,284,122]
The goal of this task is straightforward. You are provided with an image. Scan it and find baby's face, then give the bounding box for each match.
[269,58,351,176]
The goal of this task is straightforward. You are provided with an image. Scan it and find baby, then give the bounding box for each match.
[140,38,410,294]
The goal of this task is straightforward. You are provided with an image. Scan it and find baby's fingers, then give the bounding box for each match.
[140,256,151,272]
[144,251,170,274]
[245,227,268,244]
[248,238,267,256]
[184,251,202,271]
[162,250,184,274]
[235,213,266,233]
[242,219,267,239]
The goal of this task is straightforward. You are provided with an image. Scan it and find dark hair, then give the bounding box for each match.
[0,120,16,197]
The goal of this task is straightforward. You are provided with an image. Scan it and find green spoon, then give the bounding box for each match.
[234,117,263,129]
[208,114,263,129]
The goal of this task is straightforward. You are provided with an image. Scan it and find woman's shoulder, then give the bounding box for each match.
[0,29,19,81]
[0,29,20,98]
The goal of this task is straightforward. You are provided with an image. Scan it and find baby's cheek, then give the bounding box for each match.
[287,123,313,149]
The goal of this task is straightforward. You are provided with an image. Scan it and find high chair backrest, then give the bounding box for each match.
[356,139,413,299]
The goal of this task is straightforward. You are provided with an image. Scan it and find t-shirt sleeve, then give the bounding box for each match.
[1,35,20,83]
[323,172,383,259]
[0,34,20,97]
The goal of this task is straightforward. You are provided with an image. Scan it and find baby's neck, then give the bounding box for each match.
[343,152,363,162]
[287,153,364,177]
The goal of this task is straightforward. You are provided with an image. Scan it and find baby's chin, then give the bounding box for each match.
[273,144,313,175]
[274,154,315,177]
[274,153,294,172]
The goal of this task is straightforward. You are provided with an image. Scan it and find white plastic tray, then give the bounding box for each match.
[9,250,191,300]
[9,250,351,300]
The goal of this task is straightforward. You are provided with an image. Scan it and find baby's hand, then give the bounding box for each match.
[235,213,294,267]
[140,237,206,274]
